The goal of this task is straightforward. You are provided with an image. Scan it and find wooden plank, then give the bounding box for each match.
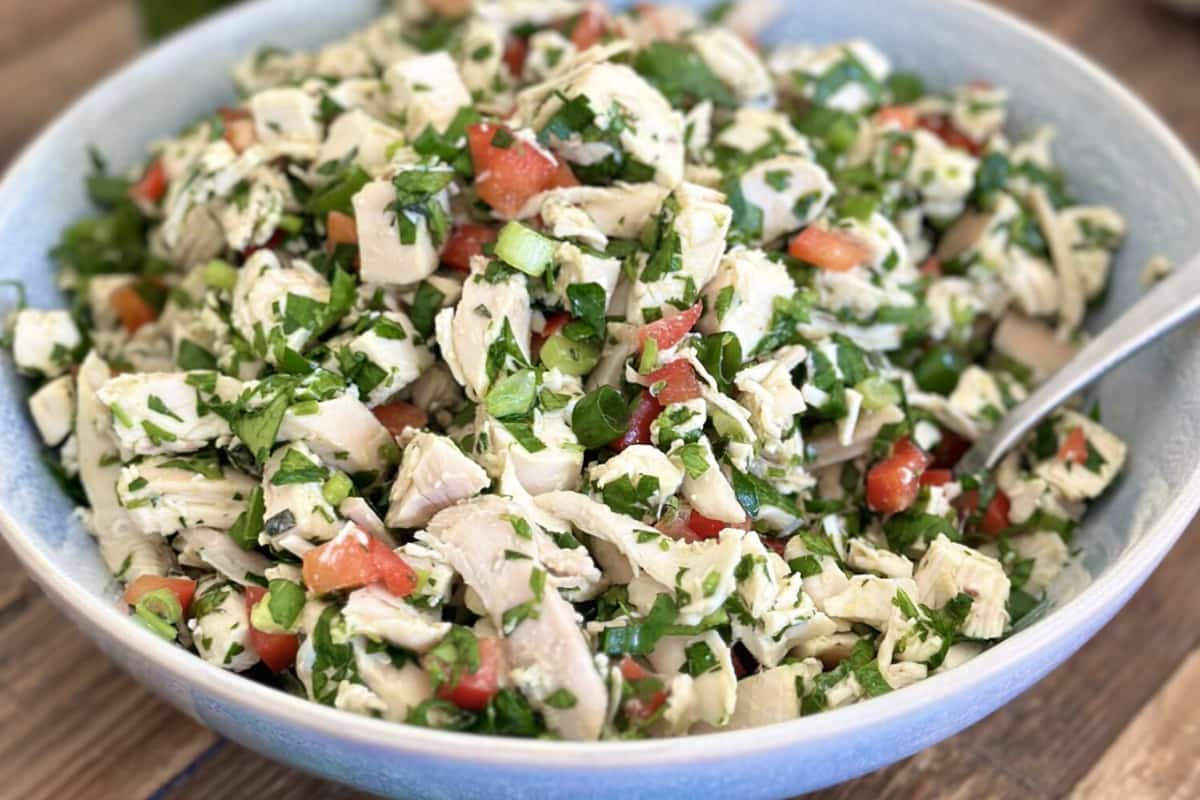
[0,0,128,63]
[0,544,218,800]
[803,739,1037,800]
[1071,648,1200,799]
[0,0,137,164]
[995,0,1200,149]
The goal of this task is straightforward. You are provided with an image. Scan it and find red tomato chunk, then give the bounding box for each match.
[866,437,931,514]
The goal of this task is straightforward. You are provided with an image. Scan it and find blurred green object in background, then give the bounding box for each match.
[135,0,242,41]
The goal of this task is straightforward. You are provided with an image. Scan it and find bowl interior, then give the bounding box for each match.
[1,0,1199,795]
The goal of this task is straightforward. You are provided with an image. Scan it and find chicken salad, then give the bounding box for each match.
[6,0,1129,740]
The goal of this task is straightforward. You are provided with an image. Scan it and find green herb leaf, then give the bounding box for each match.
[599,593,678,655]
[683,640,718,676]
[884,511,959,554]
[566,282,607,341]
[486,369,537,419]
[266,579,306,630]
[571,387,629,449]
[177,339,218,370]
[409,280,447,340]
[228,486,265,550]
[234,388,292,464]
[271,447,331,486]
[633,42,737,109]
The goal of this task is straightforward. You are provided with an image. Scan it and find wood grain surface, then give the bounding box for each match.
[1,1,1198,798]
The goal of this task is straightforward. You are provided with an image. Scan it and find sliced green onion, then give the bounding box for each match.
[540,334,600,376]
[639,337,659,374]
[711,408,748,442]
[133,587,182,640]
[826,115,859,153]
[855,375,902,411]
[495,221,555,277]
[321,471,354,506]
[571,387,629,449]
[202,259,238,290]
[914,345,967,395]
[277,213,304,234]
[249,594,279,633]
[486,368,537,419]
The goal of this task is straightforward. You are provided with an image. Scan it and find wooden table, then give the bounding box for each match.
[2,1,1198,797]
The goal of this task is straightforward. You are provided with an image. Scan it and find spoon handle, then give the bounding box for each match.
[956,256,1200,475]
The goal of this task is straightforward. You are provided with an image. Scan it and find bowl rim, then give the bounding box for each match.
[3,0,1200,773]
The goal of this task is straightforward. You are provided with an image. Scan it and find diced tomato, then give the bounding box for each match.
[788,226,870,272]
[918,115,981,155]
[128,158,167,206]
[763,537,789,557]
[568,7,609,50]
[243,585,300,672]
[866,437,931,514]
[467,123,560,219]
[730,648,749,679]
[619,655,651,682]
[372,541,420,597]
[919,468,954,487]
[919,256,942,277]
[686,510,750,540]
[372,400,428,436]
[957,489,1012,536]
[424,0,473,17]
[931,428,970,469]
[619,656,667,720]
[541,311,571,340]
[302,527,418,597]
[218,107,256,153]
[123,575,196,615]
[109,285,158,334]
[436,636,503,711]
[646,359,702,405]
[611,391,662,452]
[326,210,358,250]
[441,223,498,271]
[545,158,580,189]
[874,105,918,130]
[502,36,528,77]
[637,302,702,352]
[1058,426,1088,465]
[217,107,249,124]
[983,490,1011,535]
[655,514,692,541]
[303,530,376,594]
[532,311,572,360]
[241,228,286,261]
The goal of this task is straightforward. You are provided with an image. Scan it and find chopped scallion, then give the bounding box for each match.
[495,221,555,277]
[540,334,600,376]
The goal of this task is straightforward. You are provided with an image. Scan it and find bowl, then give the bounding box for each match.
[2,1,1199,797]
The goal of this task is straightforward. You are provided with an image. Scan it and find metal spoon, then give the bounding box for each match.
[955,257,1200,475]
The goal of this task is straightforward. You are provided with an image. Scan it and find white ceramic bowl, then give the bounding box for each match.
[2,1,1199,797]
